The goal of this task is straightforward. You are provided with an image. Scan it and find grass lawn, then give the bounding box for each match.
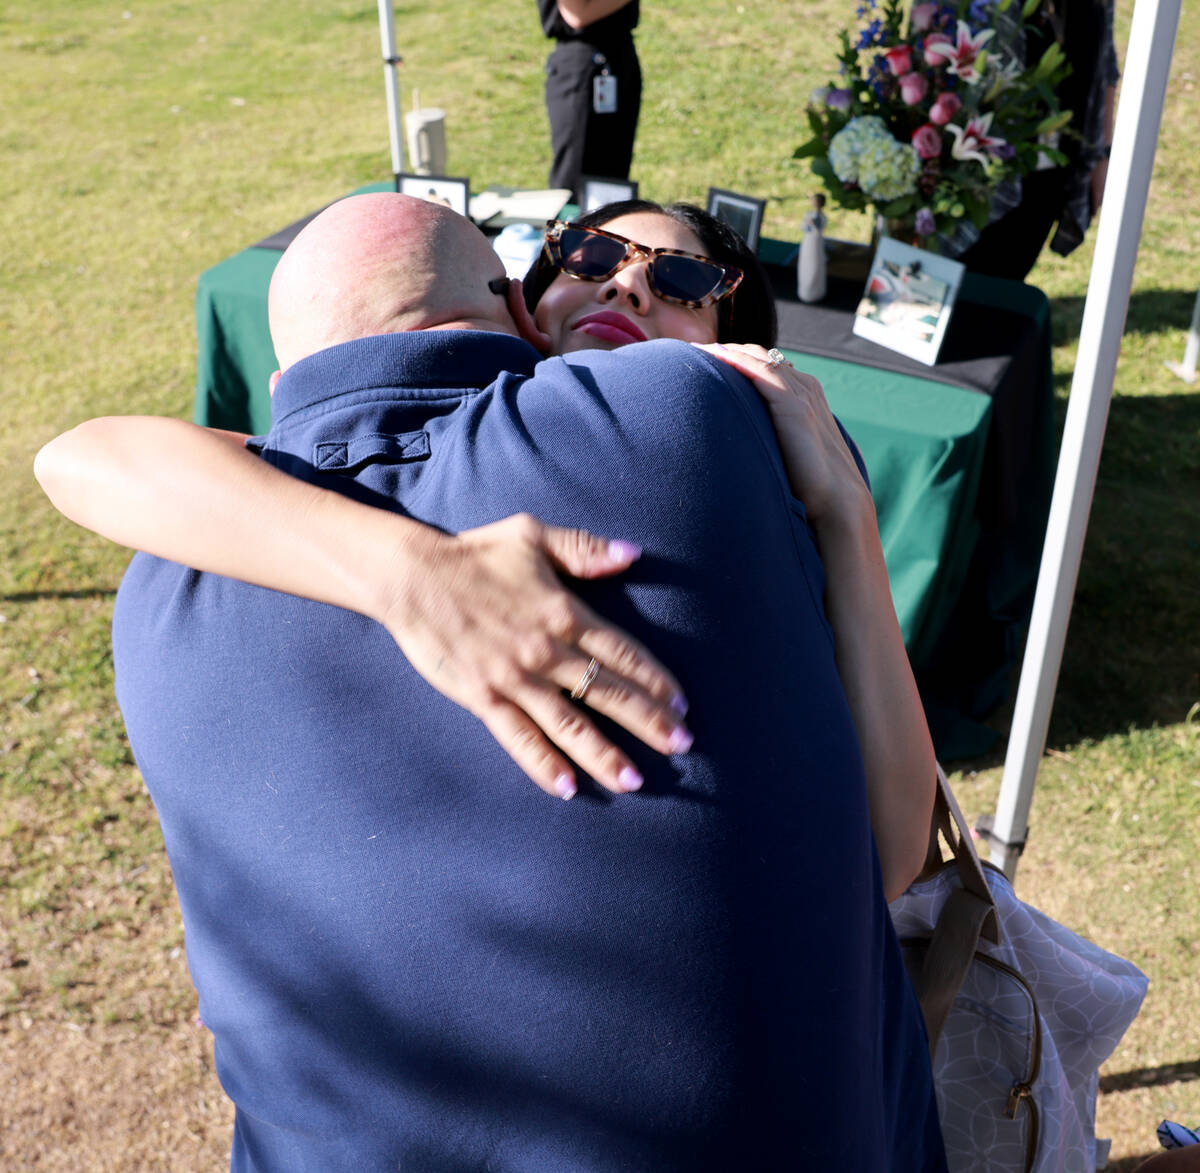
[2,0,1198,1167]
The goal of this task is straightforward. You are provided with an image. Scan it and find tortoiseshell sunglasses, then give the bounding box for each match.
[542,221,743,308]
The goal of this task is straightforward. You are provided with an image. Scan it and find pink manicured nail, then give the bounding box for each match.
[554,774,577,800]
[618,766,643,792]
[667,726,694,754]
[608,539,642,562]
[669,693,689,717]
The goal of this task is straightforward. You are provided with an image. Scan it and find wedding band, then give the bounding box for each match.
[570,657,600,701]
[766,348,792,370]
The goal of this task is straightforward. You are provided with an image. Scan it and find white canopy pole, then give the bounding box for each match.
[985,0,1182,881]
[377,0,406,185]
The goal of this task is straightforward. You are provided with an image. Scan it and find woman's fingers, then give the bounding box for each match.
[471,658,690,801]
[491,593,693,769]
[473,696,583,800]
[536,520,645,580]
[696,342,826,399]
[552,634,693,757]
[394,514,693,798]
[519,516,689,711]
[511,683,650,797]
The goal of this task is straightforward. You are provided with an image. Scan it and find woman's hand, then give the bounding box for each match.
[693,343,871,524]
[373,513,691,801]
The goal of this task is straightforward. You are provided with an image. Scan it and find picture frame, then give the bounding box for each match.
[705,188,766,252]
[579,176,639,214]
[397,173,471,218]
[852,237,965,366]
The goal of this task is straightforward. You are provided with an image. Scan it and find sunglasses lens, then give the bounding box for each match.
[558,228,629,278]
[650,255,726,303]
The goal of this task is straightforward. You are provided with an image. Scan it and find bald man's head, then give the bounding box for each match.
[267,193,521,372]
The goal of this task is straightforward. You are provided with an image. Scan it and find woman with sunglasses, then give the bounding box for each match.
[523,199,777,353]
[36,197,934,897]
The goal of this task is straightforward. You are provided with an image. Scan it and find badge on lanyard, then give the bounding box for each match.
[593,71,618,114]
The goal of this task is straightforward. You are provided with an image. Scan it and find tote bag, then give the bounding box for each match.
[890,769,1148,1173]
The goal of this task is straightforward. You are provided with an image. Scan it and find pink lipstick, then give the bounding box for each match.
[572,311,648,346]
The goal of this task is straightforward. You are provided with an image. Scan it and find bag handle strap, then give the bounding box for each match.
[935,765,997,928]
[915,886,998,1052]
[909,766,1002,1055]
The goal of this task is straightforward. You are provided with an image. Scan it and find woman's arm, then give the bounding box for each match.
[34,416,692,801]
[696,344,936,899]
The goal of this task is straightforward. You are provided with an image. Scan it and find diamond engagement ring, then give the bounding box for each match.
[765,348,792,370]
[570,657,600,701]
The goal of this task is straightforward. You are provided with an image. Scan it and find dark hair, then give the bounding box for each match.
[522,199,777,348]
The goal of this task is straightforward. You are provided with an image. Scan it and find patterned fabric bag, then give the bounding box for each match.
[890,769,1148,1173]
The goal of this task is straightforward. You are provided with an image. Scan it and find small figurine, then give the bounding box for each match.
[798,193,828,303]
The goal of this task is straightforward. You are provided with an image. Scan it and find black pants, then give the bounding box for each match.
[544,37,641,202]
[957,170,1069,282]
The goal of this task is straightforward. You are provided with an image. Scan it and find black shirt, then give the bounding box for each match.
[538,0,638,43]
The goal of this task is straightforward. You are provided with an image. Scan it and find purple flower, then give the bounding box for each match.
[856,17,884,49]
[826,88,853,111]
[995,142,1017,160]
[915,207,936,236]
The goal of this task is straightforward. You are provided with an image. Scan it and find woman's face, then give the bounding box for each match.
[533,212,722,355]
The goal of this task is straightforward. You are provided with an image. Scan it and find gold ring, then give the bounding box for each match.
[765,348,792,370]
[570,657,600,701]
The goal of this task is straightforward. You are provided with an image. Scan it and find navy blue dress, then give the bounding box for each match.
[114,332,946,1171]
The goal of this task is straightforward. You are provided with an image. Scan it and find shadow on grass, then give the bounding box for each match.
[2,588,116,603]
[1106,1156,1159,1173]
[1101,1059,1200,1093]
[1043,387,1200,746]
[1049,287,1200,349]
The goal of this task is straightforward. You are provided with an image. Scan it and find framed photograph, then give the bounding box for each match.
[580,176,638,214]
[705,188,766,252]
[852,237,965,366]
[397,173,471,218]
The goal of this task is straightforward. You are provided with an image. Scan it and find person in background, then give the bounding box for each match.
[958,0,1119,281]
[539,0,640,202]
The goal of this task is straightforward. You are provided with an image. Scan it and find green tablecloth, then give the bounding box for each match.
[194,205,1051,757]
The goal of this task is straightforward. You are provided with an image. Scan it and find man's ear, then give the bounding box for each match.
[506,278,553,356]
[268,370,281,397]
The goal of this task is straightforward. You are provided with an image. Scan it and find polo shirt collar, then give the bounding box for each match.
[269,330,543,427]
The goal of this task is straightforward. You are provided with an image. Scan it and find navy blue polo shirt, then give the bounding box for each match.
[114,332,945,1172]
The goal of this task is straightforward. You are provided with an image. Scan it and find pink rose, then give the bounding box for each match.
[911,3,937,34]
[883,45,913,76]
[911,123,943,160]
[899,72,928,105]
[928,92,963,125]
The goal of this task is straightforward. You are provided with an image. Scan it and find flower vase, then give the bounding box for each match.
[871,213,917,253]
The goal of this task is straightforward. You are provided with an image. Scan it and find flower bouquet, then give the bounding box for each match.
[796,0,1073,253]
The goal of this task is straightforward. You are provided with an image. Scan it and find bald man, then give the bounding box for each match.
[107,194,945,1172]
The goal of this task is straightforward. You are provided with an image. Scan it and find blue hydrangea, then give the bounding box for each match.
[828,116,922,200]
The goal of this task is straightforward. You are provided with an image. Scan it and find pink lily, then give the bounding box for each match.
[923,23,995,84]
[946,112,1007,165]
